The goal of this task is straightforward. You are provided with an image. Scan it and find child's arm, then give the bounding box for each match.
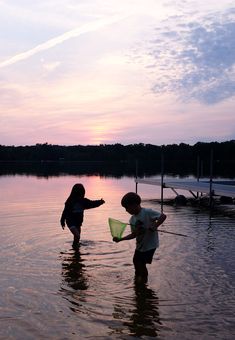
[113,232,136,243]
[83,198,105,209]
[150,212,167,231]
[60,205,67,229]
[113,219,145,242]
[60,212,66,229]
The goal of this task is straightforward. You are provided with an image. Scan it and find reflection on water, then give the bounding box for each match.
[61,248,88,291]
[0,174,235,339]
[206,220,216,252]
[0,160,163,178]
[60,247,161,338]
[122,284,161,338]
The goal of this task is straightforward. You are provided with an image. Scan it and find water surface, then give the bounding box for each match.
[0,174,234,339]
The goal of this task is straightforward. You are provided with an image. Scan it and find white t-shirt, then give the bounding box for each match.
[130,207,162,252]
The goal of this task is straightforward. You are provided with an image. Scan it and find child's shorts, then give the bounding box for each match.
[68,225,81,233]
[133,248,156,264]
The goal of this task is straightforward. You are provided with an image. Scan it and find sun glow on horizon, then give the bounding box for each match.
[0,0,234,146]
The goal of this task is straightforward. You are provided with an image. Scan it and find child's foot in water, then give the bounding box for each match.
[72,241,80,249]
[135,275,148,285]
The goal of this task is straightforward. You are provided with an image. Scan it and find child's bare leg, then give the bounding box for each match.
[69,226,81,247]
[134,260,148,283]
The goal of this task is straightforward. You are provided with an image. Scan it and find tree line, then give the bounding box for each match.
[1,140,235,177]
[0,141,235,162]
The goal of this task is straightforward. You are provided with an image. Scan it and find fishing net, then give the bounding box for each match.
[108,218,127,239]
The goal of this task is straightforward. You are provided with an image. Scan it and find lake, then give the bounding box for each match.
[0,173,234,339]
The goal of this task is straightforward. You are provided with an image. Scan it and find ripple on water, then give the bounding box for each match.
[1,176,235,339]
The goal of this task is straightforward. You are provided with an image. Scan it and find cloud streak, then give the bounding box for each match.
[1,1,235,145]
[0,14,126,68]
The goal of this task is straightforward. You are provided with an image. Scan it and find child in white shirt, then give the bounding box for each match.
[113,192,166,283]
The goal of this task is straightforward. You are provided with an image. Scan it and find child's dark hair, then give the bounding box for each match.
[66,183,85,204]
[121,192,141,207]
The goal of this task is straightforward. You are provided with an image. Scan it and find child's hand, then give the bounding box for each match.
[100,198,105,204]
[113,237,120,242]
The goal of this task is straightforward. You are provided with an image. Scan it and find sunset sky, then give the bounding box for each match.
[1,0,235,146]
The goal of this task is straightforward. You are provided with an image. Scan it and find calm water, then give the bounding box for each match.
[0,174,235,339]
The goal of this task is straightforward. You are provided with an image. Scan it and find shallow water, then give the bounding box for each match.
[0,174,235,339]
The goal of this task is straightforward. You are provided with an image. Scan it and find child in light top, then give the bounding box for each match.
[113,192,166,283]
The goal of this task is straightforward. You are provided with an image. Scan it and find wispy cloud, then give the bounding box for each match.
[143,7,235,104]
[0,14,126,68]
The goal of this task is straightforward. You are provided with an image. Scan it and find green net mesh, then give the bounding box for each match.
[108,218,127,239]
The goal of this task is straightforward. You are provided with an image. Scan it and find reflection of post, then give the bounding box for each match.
[206,219,215,252]
[209,149,214,211]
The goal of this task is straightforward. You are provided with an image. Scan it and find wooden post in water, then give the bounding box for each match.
[201,160,204,178]
[196,155,200,198]
[161,147,164,211]
[197,155,200,182]
[135,159,138,193]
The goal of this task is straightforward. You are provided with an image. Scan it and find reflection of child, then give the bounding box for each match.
[113,192,166,283]
[60,183,105,248]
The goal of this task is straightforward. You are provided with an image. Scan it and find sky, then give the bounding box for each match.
[0,0,235,146]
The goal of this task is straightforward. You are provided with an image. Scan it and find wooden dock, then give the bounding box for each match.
[135,178,235,198]
[134,150,235,212]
